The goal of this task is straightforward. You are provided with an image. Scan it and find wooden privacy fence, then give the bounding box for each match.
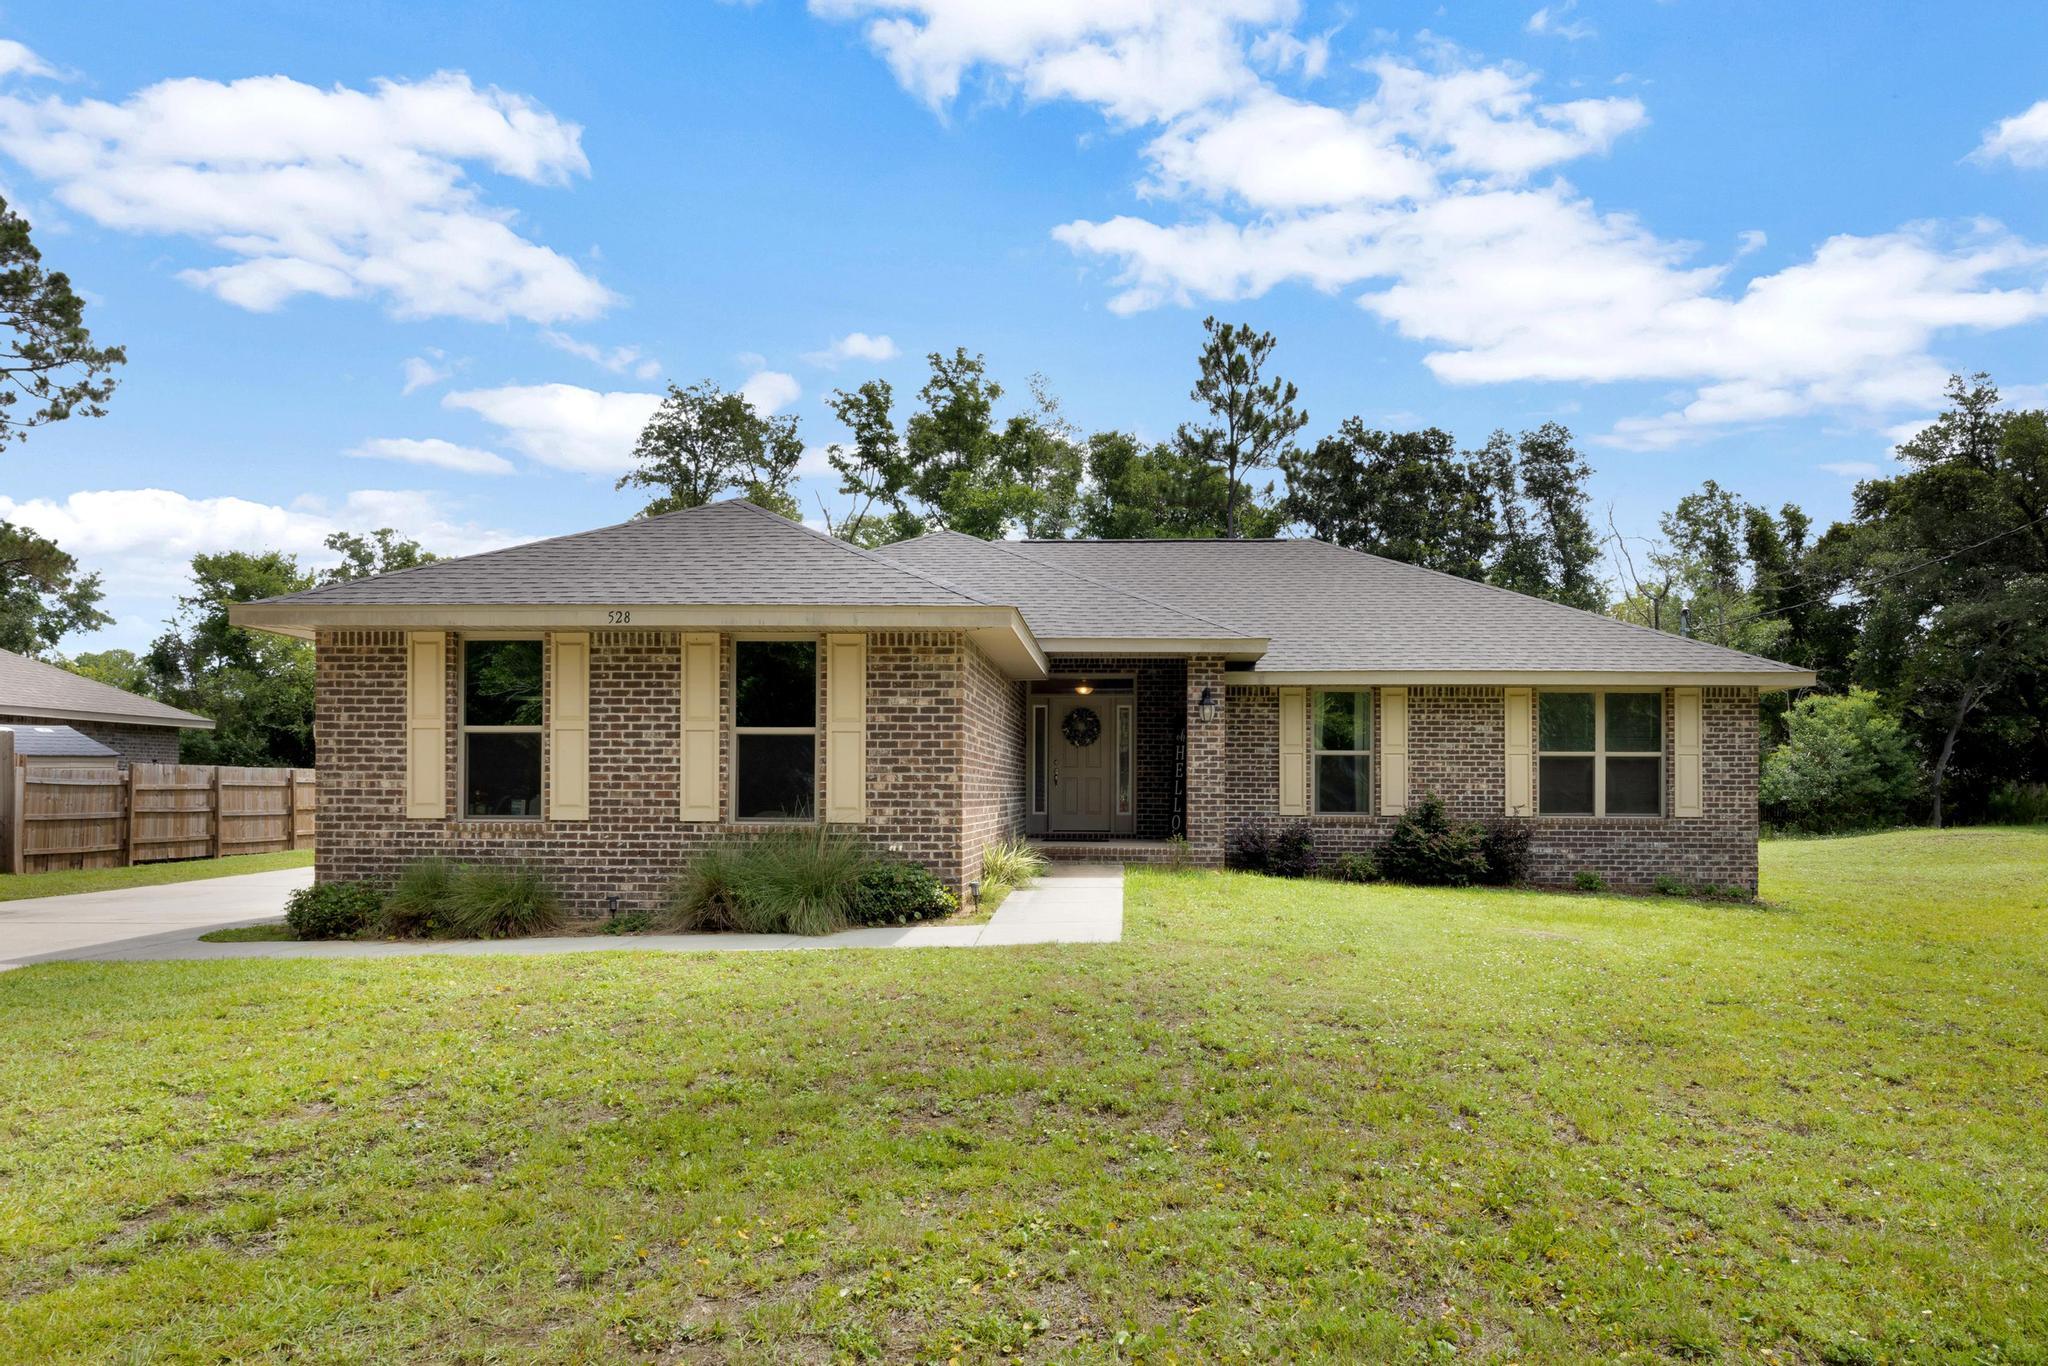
[0,759,316,876]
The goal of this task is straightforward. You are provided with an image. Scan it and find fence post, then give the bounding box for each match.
[124,763,139,866]
[7,762,21,876]
[208,766,223,860]
[284,769,299,852]
[0,730,15,875]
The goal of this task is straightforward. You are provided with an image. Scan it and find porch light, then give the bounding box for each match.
[1074,681,1094,695]
[1197,686,1220,723]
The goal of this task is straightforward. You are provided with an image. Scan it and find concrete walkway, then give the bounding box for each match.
[0,862,1124,967]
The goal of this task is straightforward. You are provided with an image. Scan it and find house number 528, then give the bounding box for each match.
[606,609,632,624]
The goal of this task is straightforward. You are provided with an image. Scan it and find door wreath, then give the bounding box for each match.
[1061,705,1102,747]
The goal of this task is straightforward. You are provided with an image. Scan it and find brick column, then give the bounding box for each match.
[1184,654,1227,866]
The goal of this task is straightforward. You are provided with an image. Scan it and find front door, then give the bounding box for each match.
[1049,696,1112,833]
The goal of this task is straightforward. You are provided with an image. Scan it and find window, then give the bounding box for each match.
[462,638,543,818]
[1538,691,1663,816]
[1313,689,1372,814]
[1116,703,1133,817]
[734,639,817,820]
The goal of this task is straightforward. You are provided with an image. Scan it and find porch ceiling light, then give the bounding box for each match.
[1197,686,1220,723]
[1074,681,1094,695]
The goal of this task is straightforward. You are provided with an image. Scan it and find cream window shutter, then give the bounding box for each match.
[1379,686,1409,816]
[404,631,447,819]
[679,632,721,822]
[1503,687,1533,816]
[550,632,591,821]
[1277,686,1308,816]
[824,632,867,823]
[1673,687,1703,818]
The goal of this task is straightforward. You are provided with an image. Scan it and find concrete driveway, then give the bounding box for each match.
[0,867,312,970]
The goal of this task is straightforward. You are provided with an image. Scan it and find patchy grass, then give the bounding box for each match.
[0,849,312,903]
[0,828,2042,1362]
[196,922,295,943]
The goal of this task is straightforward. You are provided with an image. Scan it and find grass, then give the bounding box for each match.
[0,849,312,903]
[0,828,2043,1362]
[195,922,294,943]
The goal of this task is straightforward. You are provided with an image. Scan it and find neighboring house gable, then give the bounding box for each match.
[0,648,213,767]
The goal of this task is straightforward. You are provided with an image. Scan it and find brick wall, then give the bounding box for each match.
[0,714,184,766]
[1224,682,1762,891]
[1183,654,1228,865]
[314,627,1008,918]
[961,639,1027,886]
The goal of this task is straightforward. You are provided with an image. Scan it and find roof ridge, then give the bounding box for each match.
[727,500,996,607]
[1296,537,1791,668]
[991,538,1259,637]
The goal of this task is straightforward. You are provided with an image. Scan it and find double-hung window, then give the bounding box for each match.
[733,639,818,821]
[1538,690,1663,816]
[1313,689,1372,814]
[462,638,543,818]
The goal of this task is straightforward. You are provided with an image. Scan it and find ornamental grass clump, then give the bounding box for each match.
[443,864,563,939]
[378,858,459,938]
[667,829,873,935]
[980,838,1048,893]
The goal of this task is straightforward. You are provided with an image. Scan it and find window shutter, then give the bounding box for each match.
[404,631,446,819]
[679,632,721,822]
[1379,686,1409,815]
[1503,686,1533,816]
[550,631,590,821]
[1277,686,1308,816]
[1673,687,1703,818]
[825,632,867,824]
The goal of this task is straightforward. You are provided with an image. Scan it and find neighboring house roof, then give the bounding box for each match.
[231,499,1814,686]
[0,723,121,759]
[873,530,1264,653]
[0,649,214,730]
[1006,537,1809,682]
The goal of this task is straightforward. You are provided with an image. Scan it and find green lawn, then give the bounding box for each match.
[0,849,312,902]
[1,830,2043,1362]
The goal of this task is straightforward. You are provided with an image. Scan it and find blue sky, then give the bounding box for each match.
[3,1,2046,651]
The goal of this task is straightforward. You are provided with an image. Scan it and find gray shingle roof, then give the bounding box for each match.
[256,500,990,610]
[873,530,1256,642]
[0,649,213,729]
[0,723,120,759]
[1007,538,1807,676]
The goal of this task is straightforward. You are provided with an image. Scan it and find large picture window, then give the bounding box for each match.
[462,638,543,818]
[1538,690,1663,817]
[1313,689,1372,814]
[734,639,817,820]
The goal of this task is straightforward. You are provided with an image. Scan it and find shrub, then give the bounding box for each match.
[599,910,651,935]
[283,882,381,939]
[1328,851,1379,884]
[847,861,957,926]
[670,829,872,936]
[1573,870,1607,893]
[1477,821,1532,886]
[379,858,458,938]
[444,865,563,939]
[1760,689,1921,834]
[1986,782,2048,826]
[1228,820,1317,877]
[1377,795,1488,887]
[981,838,1048,892]
[1653,873,1691,897]
[1163,834,1194,872]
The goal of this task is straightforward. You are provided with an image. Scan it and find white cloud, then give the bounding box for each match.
[1974,98,2048,169]
[0,486,517,646]
[1526,1,1594,41]
[803,331,902,366]
[1358,58,1645,181]
[442,382,660,475]
[1144,90,1433,210]
[1248,27,1331,79]
[347,436,515,476]
[1819,460,1880,479]
[740,369,801,414]
[0,40,57,81]
[0,68,613,323]
[540,329,663,380]
[401,352,453,394]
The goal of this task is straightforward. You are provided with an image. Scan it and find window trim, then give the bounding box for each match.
[458,633,545,821]
[1311,687,1373,816]
[730,633,821,824]
[1536,687,1665,818]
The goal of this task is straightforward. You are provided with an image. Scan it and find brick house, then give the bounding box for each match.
[0,647,212,766]
[233,499,1813,917]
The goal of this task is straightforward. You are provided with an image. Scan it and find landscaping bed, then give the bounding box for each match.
[0,827,2041,1360]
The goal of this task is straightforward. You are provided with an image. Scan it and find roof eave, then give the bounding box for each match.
[0,703,214,730]
[1230,668,1816,690]
[1037,635,1269,661]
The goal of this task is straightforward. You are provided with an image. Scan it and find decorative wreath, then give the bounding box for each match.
[1061,705,1103,748]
